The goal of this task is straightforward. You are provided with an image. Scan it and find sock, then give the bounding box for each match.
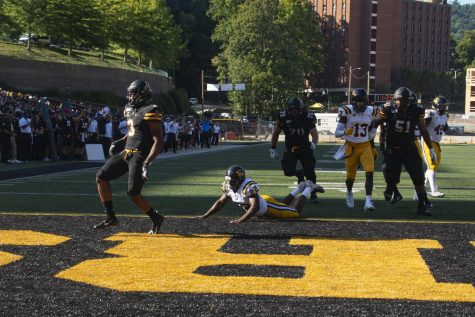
[147,207,162,222]
[302,187,312,199]
[366,195,372,202]
[290,188,301,197]
[426,169,437,193]
[103,201,115,218]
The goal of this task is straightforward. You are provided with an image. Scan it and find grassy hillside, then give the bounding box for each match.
[0,41,164,75]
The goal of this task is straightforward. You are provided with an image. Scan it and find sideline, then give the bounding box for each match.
[0,143,262,181]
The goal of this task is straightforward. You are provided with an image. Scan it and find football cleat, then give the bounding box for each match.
[309,191,319,204]
[346,191,354,208]
[94,216,118,229]
[417,204,432,216]
[390,191,403,204]
[428,191,445,198]
[148,214,165,234]
[364,200,375,212]
[383,189,392,202]
[305,180,325,193]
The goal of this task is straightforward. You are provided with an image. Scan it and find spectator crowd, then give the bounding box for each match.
[0,89,224,164]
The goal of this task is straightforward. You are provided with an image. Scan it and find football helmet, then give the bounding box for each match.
[225,165,246,191]
[393,87,411,108]
[351,88,368,112]
[287,97,304,112]
[432,95,448,114]
[127,80,152,109]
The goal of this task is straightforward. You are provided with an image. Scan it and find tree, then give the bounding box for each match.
[45,0,103,55]
[4,0,48,50]
[209,0,324,116]
[455,29,475,67]
[166,0,217,97]
[450,0,475,41]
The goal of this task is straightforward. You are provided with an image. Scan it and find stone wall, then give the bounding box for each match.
[0,56,173,96]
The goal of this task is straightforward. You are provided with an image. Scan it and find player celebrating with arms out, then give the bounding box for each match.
[94,80,165,233]
[335,88,378,212]
[197,165,324,223]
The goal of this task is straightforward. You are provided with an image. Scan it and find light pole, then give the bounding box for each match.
[450,68,461,80]
[347,66,361,104]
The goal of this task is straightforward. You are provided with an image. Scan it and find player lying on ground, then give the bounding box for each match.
[197,165,325,224]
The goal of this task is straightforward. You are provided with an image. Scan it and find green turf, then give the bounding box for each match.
[1,143,474,222]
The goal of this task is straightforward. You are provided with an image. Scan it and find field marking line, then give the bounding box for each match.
[0,212,473,225]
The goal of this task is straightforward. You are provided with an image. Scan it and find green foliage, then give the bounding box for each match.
[4,0,48,49]
[451,0,475,41]
[397,68,464,105]
[166,0,218,98]
[44,0,103,55]
[209,0,324,117]
[455,29,475,67]
[1,0,185,73]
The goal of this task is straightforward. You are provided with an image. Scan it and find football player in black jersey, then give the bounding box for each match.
[94,80,165,233]
[270,97,323,203]
[374,87,437,216]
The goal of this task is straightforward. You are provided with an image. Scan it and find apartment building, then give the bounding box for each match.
[311,0,451,90]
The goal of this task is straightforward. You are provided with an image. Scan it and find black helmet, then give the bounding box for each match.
[351,88,368,103]
[393,87,411,103]
[127,80,152,108]
[432,95,448,114]
[351,88,368,112]
[225,165,246,190]
[287,97,304,111]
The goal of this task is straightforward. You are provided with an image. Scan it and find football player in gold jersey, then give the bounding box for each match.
[198,165,324,223]
[422,96,449,197]
[335,88,377,212]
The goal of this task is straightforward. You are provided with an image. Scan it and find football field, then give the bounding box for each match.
[0,143,474,315]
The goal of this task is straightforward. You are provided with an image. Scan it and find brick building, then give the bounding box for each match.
[466,68,475,114]
[311,0,451,91]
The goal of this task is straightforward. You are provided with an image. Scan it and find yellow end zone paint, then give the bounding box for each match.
[56,233,475,302]
[0,230,70,266]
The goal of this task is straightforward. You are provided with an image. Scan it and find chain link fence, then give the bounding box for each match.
[212,118,273,141]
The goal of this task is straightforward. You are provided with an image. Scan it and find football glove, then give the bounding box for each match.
[108,142,117,156]
[344,127,354,136]
[310,142,316,150]
[142,162,150,180]
[269,148,279,159]
[429,148,437,165]
[109,139,125,156]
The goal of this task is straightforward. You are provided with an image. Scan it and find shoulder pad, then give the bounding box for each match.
[143,105,162,121]
[307,112,316,120]
[278,111,287,119]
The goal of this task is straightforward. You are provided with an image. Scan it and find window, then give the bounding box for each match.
[371,41,376,50]
[372,4,377,13]
[371,29,377,38]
